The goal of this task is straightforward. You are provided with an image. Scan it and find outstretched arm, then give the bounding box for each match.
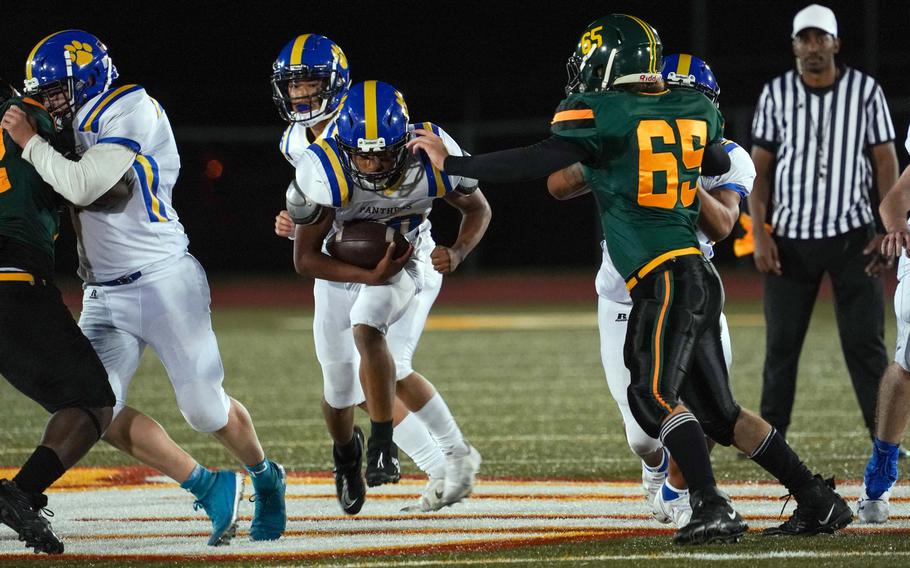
[547,163,590,200]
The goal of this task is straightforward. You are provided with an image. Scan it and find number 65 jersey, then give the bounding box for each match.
[289,123,473,248]
[551,88,724,280]
[71,84,188,282]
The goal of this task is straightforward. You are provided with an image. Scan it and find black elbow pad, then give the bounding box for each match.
[701,143,731,177]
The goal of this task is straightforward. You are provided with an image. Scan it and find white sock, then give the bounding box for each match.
[665,479,688,496]
[394,412,446,479]
[414,393,469,457]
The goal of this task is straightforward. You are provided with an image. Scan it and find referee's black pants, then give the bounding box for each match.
[759,226,887,437]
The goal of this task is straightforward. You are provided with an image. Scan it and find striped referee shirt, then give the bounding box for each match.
[751,65,895,239]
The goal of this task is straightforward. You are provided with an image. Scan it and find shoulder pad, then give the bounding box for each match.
[551,95,596,134]
[295,142,351,207]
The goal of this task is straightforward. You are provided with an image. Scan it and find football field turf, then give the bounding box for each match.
[0,297,907,565]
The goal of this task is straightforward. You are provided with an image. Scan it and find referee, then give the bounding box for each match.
[749,4,899,440]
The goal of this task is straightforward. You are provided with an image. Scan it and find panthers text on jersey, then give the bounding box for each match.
[551,88,724,280]
[70,84,188,282]
[291,122,471,244]
[595,139,756,304]
[0,97,61,262]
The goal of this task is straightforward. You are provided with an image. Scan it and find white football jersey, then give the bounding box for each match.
[292,122,471,249]
[279,119,337,164]
[71,84,187,282]
[595,139,756,303]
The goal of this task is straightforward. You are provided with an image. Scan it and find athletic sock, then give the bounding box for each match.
[413,394,468,457]
[180,463,215,500]
[245,458,277,490]
[865,437,900,499]
[749,428,813,494]
[394,413,446,479]
[13,446,65,495]
[334,431,360,462]
[659,412,716,493]
[370,420,394,447]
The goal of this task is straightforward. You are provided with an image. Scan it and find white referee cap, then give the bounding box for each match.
[792,4,838,38]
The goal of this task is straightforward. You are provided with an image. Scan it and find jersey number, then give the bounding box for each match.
[636,119,706,209]
[0,136,10,193]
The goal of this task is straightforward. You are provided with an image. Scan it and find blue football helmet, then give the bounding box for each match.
[23,30,118,125]
[661,53,720,105]
[271,34,351,127]
[335,81,410,192]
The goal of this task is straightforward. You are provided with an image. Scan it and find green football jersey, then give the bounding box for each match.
[551,88,724,280]
[0,97,60,260]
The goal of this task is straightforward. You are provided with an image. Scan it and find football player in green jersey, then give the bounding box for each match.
[0,79,116,555]
[408,14,852,544]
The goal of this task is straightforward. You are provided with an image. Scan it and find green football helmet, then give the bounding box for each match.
[565,14,663,94]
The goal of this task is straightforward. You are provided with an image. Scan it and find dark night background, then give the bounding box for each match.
[4,1,909,278]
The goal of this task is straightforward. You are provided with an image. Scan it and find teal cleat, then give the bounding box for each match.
[250,462,287,541]
[193,471,244,546]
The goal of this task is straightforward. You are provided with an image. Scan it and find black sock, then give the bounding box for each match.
[13,446,65,495]
[370,420,394,447]
[659,412,716,493]
[334,431,359,462]
[749,428,813,494]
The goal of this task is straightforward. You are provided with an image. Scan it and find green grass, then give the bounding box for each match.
[0,297,898,565]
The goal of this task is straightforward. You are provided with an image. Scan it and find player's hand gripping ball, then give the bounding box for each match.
[327,221,409,269]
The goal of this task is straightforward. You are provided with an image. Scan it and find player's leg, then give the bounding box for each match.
[142,257,282,542]
[388,267,476,508]
[626,257,744,545]
[759,237,823,437]
[683,294,852,537]
[0,280,116,554]
[314,278,367,514]
[859,274,910,522]
[597,296,669,500]
[828,230,888,436]
[350,269,418,486]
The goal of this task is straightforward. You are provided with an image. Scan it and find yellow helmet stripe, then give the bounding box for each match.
[364,80,378,140]
[289,34,311,66]
[626,15,657,73]
[25,31,62,81]
[676,54,692,77]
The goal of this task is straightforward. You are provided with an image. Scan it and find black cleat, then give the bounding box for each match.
[0,480,63,555]
[763,475,853,536]
[365,437,400,487]
[333,426,366,515]
[673,486,747,545]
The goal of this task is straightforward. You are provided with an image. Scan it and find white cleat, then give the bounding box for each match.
[401,477,446,512]
[651,480,692,528]
[857,486,890,524]
[641,448,669,503]
[440,444,481,507]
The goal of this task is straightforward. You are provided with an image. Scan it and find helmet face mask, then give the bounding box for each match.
[24,30,118,128]
[335,81,410,192]
[271,35,350,128]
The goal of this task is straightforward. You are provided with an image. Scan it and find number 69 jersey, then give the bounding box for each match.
[551,88,724,279]
[71,84,187,282]
[290,123,473,247]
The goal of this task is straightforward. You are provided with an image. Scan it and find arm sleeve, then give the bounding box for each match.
[700,142,731,177]
[442,136,593,183]
[21,137,137,207]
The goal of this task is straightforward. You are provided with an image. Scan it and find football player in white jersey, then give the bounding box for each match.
[858,123,910,523]
[287,80,490,510]
[15,30,286,545]
[271,36,459,512]
[546,55,755,528]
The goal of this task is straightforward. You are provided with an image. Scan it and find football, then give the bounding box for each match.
[327,220,409,270]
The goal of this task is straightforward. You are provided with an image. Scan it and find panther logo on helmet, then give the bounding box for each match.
[23,30,118,128]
